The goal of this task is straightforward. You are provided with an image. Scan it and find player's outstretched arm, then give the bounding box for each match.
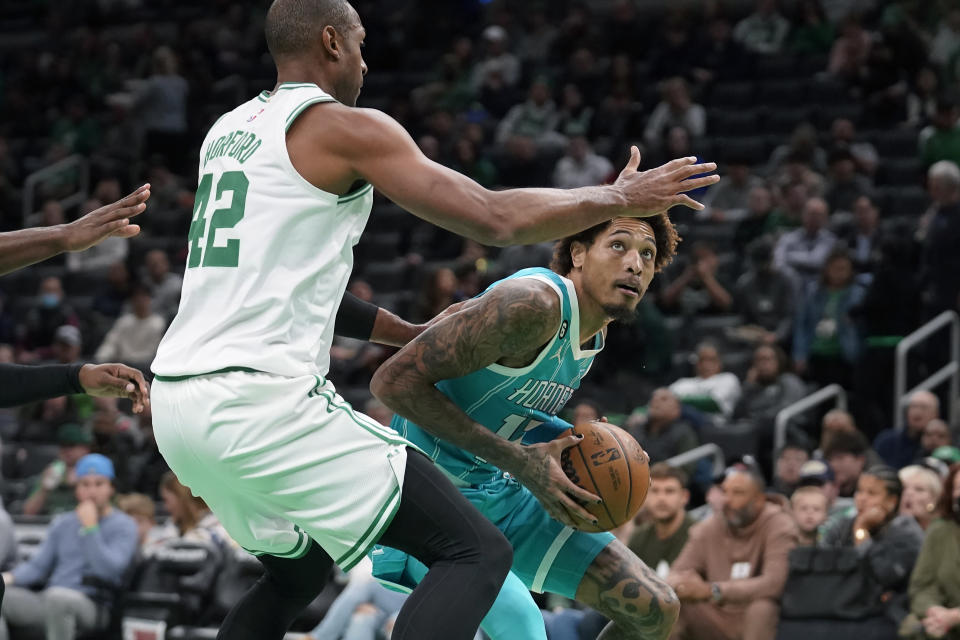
[0,185,150,276]
[302,106,718,247]
[370,279,601,528]
[0,361,148,413]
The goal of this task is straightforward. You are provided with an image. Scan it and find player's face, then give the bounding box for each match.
[335,14,367,107]
[575,218,656,322]
[646,478,688,523]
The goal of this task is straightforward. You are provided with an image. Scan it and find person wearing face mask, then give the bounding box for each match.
[906,464,960,639]
[667,468,798,640]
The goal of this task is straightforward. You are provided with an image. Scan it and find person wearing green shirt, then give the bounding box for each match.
[629,463,695,578]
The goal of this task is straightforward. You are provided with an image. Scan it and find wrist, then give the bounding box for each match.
[52,223,71,253]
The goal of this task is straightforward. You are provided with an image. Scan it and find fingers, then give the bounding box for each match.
[623,145,641,173]
[97,184,151,221]
[672,194,705,211]
[110,223,142,239]
[557,433,585,451]
[677,174,721,191]
[557,489,600,526]
[672,161,718,179]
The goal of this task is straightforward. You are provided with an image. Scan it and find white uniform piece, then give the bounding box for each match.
[151,83,410,570]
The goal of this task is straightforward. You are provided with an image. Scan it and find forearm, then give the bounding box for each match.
[370,308,422,347]
[0,226,68,276]
[371,361,527,476]
[21,490,47,516]
[0,363,85,407]
[703,276,733,309]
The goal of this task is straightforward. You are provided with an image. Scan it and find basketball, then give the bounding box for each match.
[559,421,651,533]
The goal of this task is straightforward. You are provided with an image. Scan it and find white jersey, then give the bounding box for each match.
[152,83,372,379]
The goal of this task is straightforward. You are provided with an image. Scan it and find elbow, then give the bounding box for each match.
[480,193,521,247]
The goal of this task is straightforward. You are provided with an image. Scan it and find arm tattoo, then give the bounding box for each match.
[580,546,679,640]
[370,279,560,475]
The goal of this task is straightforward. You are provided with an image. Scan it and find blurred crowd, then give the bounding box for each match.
[2,0,960,638]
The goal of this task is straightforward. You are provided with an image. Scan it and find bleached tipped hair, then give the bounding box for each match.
[928,160,960,190]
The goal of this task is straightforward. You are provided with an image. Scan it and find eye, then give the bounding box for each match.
[611,241,624,250]
[641,248,655,260]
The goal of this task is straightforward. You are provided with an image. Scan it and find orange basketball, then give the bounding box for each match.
[559,420,651,532]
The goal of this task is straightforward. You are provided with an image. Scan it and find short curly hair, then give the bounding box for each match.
[549,214,681,276]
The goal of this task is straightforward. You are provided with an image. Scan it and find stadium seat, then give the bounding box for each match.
[7,442,60,479]
[756,54,802,79]
[758,80,807,107]
[878,157,923,187]
[869,127,920,158]
[708,82,756,108]
[709,108,763,136]
[884,186,929,217]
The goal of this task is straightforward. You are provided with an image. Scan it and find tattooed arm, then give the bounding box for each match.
[370,278,601,527]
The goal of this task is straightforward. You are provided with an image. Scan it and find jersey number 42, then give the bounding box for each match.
[187,171,248,268]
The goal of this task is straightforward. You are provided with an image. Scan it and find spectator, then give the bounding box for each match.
[840,194,882,275]
[147,471,229,552]
[142,249,183,323]
[828,15,873,80]
[115,492,157,549]
[732,238,796,345]
[92,261,132,322]
[669,342,742,419]
[89,397,139,492]
[555,83,594,139]
[821,466,924,625]
[829,118,879,176]
[793,248,864,388]
[733,0,790,55]
[701,157,763,223]
[21,277,80,356]
[905,66,939,128]
[773,197,839,294]
[791,485,829,546]
[126,404,169,499]
[131,46,189,173]
[824,429,870,501]
[734,344,808,431]
[789,0,836,55]
[918,160,960,319]
[929,9,960,67]
[551,135,613,189]
[629,464,694,578]
[94,284,166,367]
[874,390,940,470]
[626,389,699,477]
[733,185,778,250]
[919,97,960,169]
[905,463,960,640]
[411,267,460,324]
[772,441,812,497]
[50,325,83,366]
[668,468,798,640]
[22,423,93,516]
[450,138,498,189]
[798,459,849,521]
[1,454,139,640]
[64,197,129,273]
[899,464,943,531]
[643,77,706,154]
[691,18,748,86]
[494,77,564,155]
[824,147,874,214]
[0,501,15,572]
[768,124,828,176]
[921,419,953,460]
[570,399,602,425]
[471,25,520,91]
[660,243,733,316]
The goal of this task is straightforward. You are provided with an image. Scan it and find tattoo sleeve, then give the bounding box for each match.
[369,278,560,476]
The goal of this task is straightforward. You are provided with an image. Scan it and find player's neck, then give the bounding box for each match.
[274,65,340,101]
[568,273,609,344]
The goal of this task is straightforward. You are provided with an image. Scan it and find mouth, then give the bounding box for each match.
[615,283,640,297]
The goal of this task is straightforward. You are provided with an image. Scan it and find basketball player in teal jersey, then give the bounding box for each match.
[371,215,682,639]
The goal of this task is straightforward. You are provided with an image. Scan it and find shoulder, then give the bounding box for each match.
[50,512,78,531]
[764,504,799,534]
[295,104,408,153]
[483,276,563,327]
[924,519,957,544]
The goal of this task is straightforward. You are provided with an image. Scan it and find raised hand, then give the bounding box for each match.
[614,146,719,214]
[63,184,150,252]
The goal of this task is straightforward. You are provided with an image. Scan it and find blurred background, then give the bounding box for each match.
[1,0,960,638]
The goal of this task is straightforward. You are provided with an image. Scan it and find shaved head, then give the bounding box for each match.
[265,0,354,61]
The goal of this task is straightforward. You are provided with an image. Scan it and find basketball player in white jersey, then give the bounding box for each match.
[150,1,718,638]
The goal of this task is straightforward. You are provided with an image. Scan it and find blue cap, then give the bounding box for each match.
[75,454,115,480]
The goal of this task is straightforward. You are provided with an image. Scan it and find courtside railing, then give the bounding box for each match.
[894,310,959,431]
[22,154,90,227]
[665,443,726,478]
[773,384,847,461]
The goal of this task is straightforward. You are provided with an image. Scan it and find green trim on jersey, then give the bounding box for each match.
[313,387,408,445]
[243,524,312,559]
[153,366,264,382]
[337,183,373,204]
[285,97,336,131]
[256,92,269,103]
[337,485,401,570]
[277,82,319,90]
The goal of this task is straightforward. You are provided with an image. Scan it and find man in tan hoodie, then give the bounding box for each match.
[667,468,798,640]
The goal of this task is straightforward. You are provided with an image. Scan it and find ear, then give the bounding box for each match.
[681,489,690,507]
[570,241,587,270]
[321,25,341,60]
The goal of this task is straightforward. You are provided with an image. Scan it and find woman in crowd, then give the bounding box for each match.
[905,464,960,639]
[899,465,944,532]
[821,466,925,626]
[147,471,231,551]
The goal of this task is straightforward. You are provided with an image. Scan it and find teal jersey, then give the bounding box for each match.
[393,267,604,485]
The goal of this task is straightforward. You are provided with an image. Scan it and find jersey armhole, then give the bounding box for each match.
[486,274,566,376]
